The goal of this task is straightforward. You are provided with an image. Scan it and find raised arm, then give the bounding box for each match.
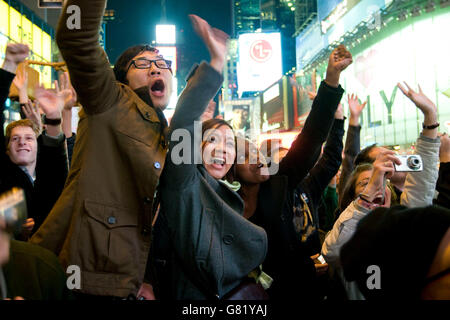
[56,0,119,115]
[165,15,227,186]
[301,104,345,209]
[397,82,440,207]
[170,15,227,131]
[435,134,450,208]
[1,44,29,153]
[338,94,366,196]
[279,45,351,189]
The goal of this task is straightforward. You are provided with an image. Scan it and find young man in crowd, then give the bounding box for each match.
[0,43,68,238]
[30,0,225,300]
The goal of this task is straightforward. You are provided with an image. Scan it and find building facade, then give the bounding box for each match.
[295,0,450,150]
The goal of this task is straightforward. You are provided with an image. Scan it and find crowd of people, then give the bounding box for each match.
[0,0,449,301]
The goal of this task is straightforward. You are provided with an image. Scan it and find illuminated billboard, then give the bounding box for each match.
[338,11,450,147]
[0,0,54,88]
[156,25,176,44]
[260,76,296,133]
[237,32,282,95]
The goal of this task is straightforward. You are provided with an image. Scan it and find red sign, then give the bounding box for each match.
[250,40,273,63]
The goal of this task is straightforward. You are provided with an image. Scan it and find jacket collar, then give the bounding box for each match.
[133,86,168,129]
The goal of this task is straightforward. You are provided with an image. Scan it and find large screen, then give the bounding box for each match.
[339,11,450,147]
[237,32,282,95]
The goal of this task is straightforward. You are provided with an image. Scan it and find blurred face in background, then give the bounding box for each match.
[235,139,270,185]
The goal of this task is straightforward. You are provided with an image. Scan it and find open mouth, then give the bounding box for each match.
[371,193,387,206]
[150,80,165,97]
[212,157,225,166]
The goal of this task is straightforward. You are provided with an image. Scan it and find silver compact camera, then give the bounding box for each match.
[394,155,423,172]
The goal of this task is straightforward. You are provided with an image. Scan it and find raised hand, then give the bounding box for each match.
[397,82,437,139]
[189,14,229,73]
[13,67,28,91]
[35,80,70,119]
[2,43,29,73]
[59,72,77,110]
[13,67,29,103]
[22,100,43,133]
[348,93,367,126]
[325,45,353,88]
[397,82,437,117]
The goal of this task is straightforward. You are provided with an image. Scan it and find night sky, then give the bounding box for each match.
[105,0,232,87]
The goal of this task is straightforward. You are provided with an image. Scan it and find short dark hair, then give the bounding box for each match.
[113,45,159,84]
[354,143,378,166]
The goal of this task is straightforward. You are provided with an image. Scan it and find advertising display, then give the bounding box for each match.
[339,11,450,147]
[260,77,295,133]
[237,32,282,95]
[293,71,316,128]
[223,99,255,135]
[0,0,54,88]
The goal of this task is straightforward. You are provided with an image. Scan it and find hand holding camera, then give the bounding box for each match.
[394,154,423,172]
[361,150,400,206]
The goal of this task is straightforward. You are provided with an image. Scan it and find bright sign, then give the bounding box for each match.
[156,25,176,44]
[237,32,282,95]
[340,11,450,146]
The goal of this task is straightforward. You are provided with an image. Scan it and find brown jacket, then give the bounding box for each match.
[30,0,167,297]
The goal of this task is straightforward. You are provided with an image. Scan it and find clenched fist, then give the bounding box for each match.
[325,45,353,88]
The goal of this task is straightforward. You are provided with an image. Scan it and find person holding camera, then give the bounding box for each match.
[322,82,441,299]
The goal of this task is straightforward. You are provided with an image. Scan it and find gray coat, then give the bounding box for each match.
[159,62,267,299]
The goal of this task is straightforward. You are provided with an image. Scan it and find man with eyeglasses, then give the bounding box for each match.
[30,0,226,300]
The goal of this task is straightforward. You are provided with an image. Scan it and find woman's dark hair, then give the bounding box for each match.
[354,143,378,166]
[113,44,159,84]
[339,163,373,213]
[201,118,233,137]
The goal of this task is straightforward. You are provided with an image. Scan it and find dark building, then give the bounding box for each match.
[294,0,317,36]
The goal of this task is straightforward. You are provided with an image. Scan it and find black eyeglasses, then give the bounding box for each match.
[127,58,172,73]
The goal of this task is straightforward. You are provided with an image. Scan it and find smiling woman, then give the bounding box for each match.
[201,119,236,180]
[155,15,268,300]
